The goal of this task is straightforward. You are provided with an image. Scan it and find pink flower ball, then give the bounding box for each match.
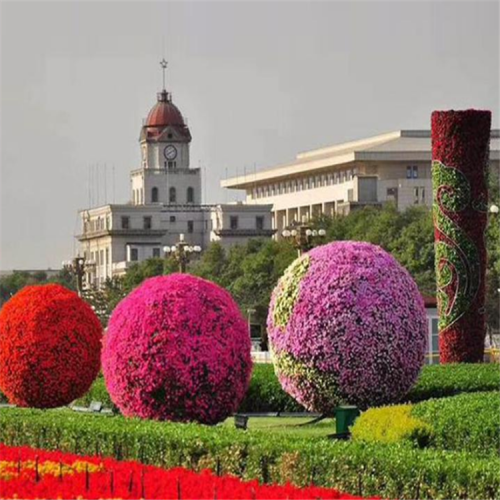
[102,274,252,424]
[267,241,428,412]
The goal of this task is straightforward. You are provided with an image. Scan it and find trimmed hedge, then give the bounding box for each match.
[412,391,500,456]
[3,363,499,413]
[0,407,499,499]
[351,405,433,448]
[351,391,500,456]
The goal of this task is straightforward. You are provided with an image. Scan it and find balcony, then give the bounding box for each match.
[213,228,276,237]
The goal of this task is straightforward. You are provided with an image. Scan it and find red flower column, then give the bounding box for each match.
[431,110,491,363]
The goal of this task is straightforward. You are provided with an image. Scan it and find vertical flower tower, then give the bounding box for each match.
[431,110,491,363]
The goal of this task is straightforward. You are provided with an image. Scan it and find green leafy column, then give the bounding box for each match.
[431,110,491,362]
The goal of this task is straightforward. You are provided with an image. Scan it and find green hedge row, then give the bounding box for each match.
[352,391,500,456]
[2,362,499,412]
[0,407,499,499]
[72,362,500,413]
[412,391,500,456]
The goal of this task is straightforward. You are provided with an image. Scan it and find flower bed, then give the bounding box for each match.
[0,444,369,499]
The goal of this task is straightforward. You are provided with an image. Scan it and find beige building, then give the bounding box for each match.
[222,129,500,236]
[77,80,273,286]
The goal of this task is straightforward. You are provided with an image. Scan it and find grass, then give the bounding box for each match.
[222,416,337,438]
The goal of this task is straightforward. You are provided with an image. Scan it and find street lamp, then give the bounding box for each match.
[490,204,499,214]
[62,256,95,296]
[163,233,202,273]
[281,221,326,256]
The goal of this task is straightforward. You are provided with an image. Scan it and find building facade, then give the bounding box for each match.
[222,130,500,236]
[77,84,273,286]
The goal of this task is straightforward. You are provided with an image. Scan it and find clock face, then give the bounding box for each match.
[164,145,177,161]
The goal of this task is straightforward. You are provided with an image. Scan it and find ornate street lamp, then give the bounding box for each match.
[62,256,96,296]
[282,221,326,256]
[490,204,499,214]
[163,233,202,273]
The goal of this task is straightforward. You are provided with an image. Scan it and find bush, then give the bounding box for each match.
[0,284,102,408]
[351,405,433,448]
[0,407,499,499]
[102,274,252,424]
[267,242,428,411]
[412,391,500,456]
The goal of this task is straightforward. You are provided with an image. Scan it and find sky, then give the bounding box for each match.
[0,0,498,270]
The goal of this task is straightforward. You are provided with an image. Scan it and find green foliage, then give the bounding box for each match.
[67,363,500,417]
[351,405,434,448]
[403,363,500,402]
[412,391,500,456]
[0,406,499,499]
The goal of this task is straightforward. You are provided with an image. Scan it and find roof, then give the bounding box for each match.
[222,129,500,189]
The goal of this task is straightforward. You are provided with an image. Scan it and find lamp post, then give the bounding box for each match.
[62,256,95,296]
[490,204,499,215]
[163,233,202,273]
[282,221,326,257]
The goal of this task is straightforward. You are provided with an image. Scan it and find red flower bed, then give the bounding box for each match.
[0,284,102,408]
[0,444,374,499]
[431,110,491,363]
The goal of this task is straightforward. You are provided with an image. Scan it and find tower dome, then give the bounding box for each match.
[141,89,191,141]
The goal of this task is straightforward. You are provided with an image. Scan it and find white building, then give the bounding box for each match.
[77,81,273,286]
[222,129,500,236]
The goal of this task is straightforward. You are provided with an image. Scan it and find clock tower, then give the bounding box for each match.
[131,62,200,206]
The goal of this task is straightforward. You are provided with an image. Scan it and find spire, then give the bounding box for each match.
[160,58,168,90]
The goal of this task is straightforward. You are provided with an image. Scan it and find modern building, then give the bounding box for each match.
[77,74,273,286]
[222,129,500,236]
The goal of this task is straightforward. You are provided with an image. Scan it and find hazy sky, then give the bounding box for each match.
[0,0,498,270]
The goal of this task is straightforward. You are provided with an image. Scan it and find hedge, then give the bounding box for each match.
[350,404,433,448]
[74,362,500,413]
[2,363,499,413]
[412,391,500,456]
[0,407,499,499]
[351,391,500,456]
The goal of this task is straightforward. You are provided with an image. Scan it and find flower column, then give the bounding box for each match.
[431,110,491,363]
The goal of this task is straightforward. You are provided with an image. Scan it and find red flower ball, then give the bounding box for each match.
[0,284,102,408]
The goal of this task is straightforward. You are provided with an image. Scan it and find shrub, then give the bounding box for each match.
[267,241,428,412]
[0,284,102,408]
[102,274,252,425]
[351,405,433,448]
[404,363,500,402]
[0,407,499,499]
[412,391,500,456]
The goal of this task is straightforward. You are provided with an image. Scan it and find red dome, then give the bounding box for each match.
[145,90,185,127]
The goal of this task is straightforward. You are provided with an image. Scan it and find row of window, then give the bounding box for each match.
[228,216,265,230]
[251,169,358,199]
[85,248,109,267]
[134,186,195,205]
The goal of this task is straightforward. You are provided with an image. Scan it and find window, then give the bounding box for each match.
[256,216,264,230]
[143,216,152,229]
[406,166,412,179]
[412,166,419,179]
[153,248,161,258]
[106,216,110,230]
[187,187,194,204]
[105,248,109,265]
[387,187,398,202]
[168,161,176,169]
[100,250,104,267]
[169,187,177,203]
[151,187,159,203]
[121,216,130,229]
[170,215,176,223]
[187,220,194,233]
[414,187,420,204]
[421,187,425,201]
[230,216,239,230]
[130,248,139,262]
